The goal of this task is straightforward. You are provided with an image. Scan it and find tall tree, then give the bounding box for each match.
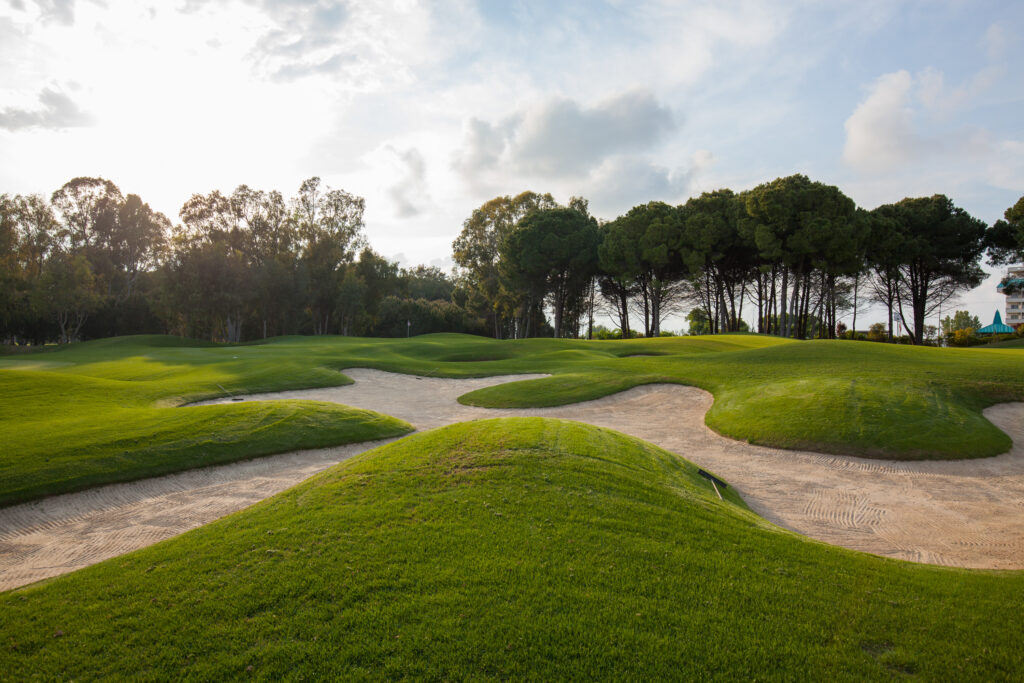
[452,191,557,338]
[865,209,905,342]
[50,177,123,253]
[875,195,987,344]
[500,207,599,338]
[112,194,169,301]
[599,202,687,336]
[745,175,858,339]
[678,190,756,333]
[986,195,1024,265]
[292,178,367,335]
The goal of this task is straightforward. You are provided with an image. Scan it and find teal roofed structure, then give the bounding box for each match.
[996,278,1024,292]
[977,310,1015,335]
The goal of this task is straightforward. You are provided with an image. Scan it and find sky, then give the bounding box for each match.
[1,0,1022,332]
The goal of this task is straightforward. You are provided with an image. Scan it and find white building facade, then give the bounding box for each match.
[1003,266,1024,327]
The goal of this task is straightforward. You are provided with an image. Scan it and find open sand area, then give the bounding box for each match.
[2,368,1024,591]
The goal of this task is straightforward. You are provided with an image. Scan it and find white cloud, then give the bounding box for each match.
[0,86,92,130]
[842,67,1007,175]
[585,150,713,217]
[454,90,678,182]
[842,70,921,172]
[30,0,75,25]
[384,146,431,218]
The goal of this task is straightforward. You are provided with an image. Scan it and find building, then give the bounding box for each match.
[978,310,1015,335]
[997,265,1024,327]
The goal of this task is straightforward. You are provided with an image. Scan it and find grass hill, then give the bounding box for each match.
[2,333,1023,506]
[1,419,1020,679]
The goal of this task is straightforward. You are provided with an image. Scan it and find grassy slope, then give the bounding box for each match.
[2,333,1023,506]
[0,335,413,507]
[1,419,1020,680]
[982,337,1024,349]
[456,336,1024,458]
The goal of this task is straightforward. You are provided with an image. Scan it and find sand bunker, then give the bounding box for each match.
[3,368,1024,590]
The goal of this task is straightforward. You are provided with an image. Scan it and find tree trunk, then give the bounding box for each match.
[779,268,789,338]
[852,273,858,336]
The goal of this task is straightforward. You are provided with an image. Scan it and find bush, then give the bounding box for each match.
[371,297,486,337]
[947,327,983,347]
[866,322,887,342]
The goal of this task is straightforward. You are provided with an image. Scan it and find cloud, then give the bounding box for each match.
[30,0,75,25]
[586,151,713,217]
[454,90,678,181]
[245,0,353,80]
[385,146,430,218]
[842,70,921,173]
[842,68,1001,174]
[0,87,93,131]
[191,0,449,87]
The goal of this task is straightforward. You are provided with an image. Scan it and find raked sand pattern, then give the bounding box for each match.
[2,368,1024,591]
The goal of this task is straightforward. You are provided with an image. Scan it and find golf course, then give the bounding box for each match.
[2,333,1024,679]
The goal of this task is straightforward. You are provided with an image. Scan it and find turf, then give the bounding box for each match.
[1,419,1020,680]
[2,332,1023,506]
[0,339,414,507]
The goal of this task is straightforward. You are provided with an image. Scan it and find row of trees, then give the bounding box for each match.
[1,177,482,344]
[4,172,1021,345]
[454,176,1018,344]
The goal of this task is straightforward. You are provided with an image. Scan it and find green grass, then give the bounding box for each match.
[1,419,1021,679]
[982,336,1024,349]
[0,352,413,507]
[2,333,1023,506]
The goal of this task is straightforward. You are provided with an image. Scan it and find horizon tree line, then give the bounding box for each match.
[455,175,1016,345]
[0,176,481,344]
[2,174,1022,345]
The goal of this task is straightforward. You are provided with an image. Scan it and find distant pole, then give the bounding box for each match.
[407,320,411,338]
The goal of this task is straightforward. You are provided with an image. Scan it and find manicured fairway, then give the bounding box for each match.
[0,336,414,507]
[1,419,1021,679]
[2,333,1024,506]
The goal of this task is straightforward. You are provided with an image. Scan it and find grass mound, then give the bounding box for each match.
[0,367,411,507]
[2,418,1021,679]
[3,332,1024,506]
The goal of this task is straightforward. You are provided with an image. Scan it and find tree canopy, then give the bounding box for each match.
[0,174,1007,345]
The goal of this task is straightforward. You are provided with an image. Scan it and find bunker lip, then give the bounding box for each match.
[3,368,1024,592]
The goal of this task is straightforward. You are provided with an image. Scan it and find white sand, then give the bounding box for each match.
[2,368,1023,591]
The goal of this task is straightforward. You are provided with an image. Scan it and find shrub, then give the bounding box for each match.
[866,322,887,342]
[948,327,982,347]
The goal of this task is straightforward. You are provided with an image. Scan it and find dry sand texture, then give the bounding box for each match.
[3,368,1024,591]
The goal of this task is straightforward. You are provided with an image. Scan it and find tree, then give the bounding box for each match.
[0,195,22,338]
[600,202,687,336]
[745,175,860,339]
[452,191,558,338]
[686,308,711,335]
[50,177,123,253]
[401,265,454,301]
[112,194,169,301]
[865,209,905,342]
[940,310,981,336]
[292,178,367,335]
[678,190,756,333]
[986,195,1024,265]
[499,207,599,338]
[355,248,402,332]
[35,252,101,343]
[875,195,987,345]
